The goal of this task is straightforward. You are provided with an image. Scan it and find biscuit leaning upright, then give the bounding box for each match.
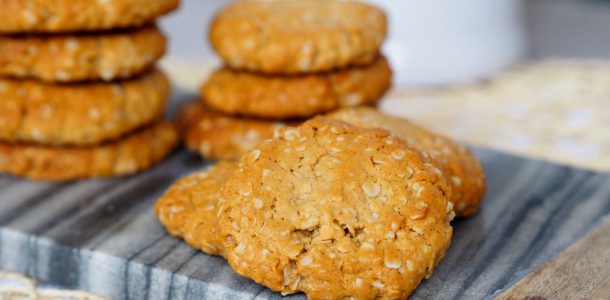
[0,0,180,180]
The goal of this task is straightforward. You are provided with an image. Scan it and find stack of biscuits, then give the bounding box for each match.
[0,0,180,181]
[158,1,487,299]
[179,0,393,160]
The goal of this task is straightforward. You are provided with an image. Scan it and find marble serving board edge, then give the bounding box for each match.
[1,147,609,300]
[496,215,610,299]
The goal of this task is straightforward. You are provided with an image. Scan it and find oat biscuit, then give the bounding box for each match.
[210,0,387,74]
[0,121,178,181]
[156,161,237,256]
[328,107,486,217]
[0,69,169,146]
[218,118,454,299]
[0,25,166,82]
[201,55,392,118]
[0,0,179,33]
[179,101,298,160]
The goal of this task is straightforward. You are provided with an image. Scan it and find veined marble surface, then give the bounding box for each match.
[0,91,609,299]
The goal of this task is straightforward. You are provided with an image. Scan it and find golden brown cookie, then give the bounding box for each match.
[0,25,166,82]
[201,55,392,119]
[0,0,179,33]
[328,107,486,217]
[156,161,237,257]
[210,0,387,74]
[0,121,178,181]
[179,101,296,160]
[0,69,169,146]
[218,118,454,299]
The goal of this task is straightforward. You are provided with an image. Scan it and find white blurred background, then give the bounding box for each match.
[160,0,610,86]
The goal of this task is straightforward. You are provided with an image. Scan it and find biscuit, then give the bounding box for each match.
[218,118,454,299]
[179,101,295,160]
[0,0,179,33]
[0,69,169,146]
[201,55,392,119]
[0,121,178,181]
[210,0,387,74]
[156,161,237,257]
[328,107,486,217]
[0,25,166,82]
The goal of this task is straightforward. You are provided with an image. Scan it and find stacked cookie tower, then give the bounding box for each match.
[180,0,393,160]
[0,0,180,181]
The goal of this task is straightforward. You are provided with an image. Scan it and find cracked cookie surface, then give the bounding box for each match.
[156,161,237,257]
[179,101,298,160]
[218,118,454,299]
[0,0,179,33]
[0,25,165,82]
[201,55,392,119]
[328,107,486,217]
[0,69,169,146]
[210,0,387,74]
[0,121,178,181]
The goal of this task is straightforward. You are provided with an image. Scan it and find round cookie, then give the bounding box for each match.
[179,101,296,160]
[0,121,178,181]
[156,161,237,257]
[218,118,454,299]
[0,25,166,82]
[201,55,392,119]
[328,107,486,217]
[0,69,169,146]
[0,0,179,33]
[210,0,387,74]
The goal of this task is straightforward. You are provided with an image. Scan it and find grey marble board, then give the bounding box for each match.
[1,93,610,300]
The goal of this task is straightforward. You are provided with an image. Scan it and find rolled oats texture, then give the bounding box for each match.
[217,118,454,299]
[0,25,166,83]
